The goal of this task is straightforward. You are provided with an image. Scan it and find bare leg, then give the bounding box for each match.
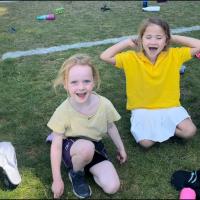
[175,118,197,139]
[89,160,120,194]
[139,139,155,149]
[70,139,95,171]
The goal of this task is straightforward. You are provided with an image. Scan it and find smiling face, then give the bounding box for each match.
[64,64,95,103]
[142,23,167,62]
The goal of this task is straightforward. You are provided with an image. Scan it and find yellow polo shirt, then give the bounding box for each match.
[115,47,192,110]
[47,94,121,141]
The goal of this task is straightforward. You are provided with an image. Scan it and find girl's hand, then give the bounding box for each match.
[125,38,139,48]
[52,179,64,199]
[132,38,139,46]
[116,149,127,164]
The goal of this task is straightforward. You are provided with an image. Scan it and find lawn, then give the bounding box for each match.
[0,1,200,199]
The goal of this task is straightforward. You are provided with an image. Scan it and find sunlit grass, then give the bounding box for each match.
[0,7,8,16]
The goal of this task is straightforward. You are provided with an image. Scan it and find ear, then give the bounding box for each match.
[64,85,67,91]
[63,78,68,91]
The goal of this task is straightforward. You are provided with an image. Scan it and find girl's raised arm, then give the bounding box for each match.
[171,35,200,56]
[100,38,137,65]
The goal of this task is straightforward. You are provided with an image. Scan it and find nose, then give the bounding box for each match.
[78,82,85,90]
[150,37,157,44]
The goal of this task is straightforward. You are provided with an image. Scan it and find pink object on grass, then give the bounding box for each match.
[179,187,196,200]
[36,14,55,20]
[46,14,55,20]
[196,52,200,59]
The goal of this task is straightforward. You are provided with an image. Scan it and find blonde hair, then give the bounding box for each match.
[53,53,100,90]
[137,17,171,51]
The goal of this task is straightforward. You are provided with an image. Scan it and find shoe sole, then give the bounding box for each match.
[68,172,92,199]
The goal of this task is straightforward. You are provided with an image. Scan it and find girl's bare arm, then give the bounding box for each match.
[107,122,127,164]
[100,38,138,65]
[171,35,200,56]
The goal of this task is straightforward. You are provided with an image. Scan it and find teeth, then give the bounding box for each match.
[77,93,86,97]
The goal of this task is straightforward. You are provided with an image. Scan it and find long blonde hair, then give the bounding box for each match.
[53,53,101,90]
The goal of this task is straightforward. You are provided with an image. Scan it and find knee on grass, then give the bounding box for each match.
[139,139,155,149]
[178,125,197,139]
[100,178,120,194]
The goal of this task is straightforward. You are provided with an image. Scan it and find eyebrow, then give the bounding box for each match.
[145,34,164,36]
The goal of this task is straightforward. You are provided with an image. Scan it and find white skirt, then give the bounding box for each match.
[130,106,190,143]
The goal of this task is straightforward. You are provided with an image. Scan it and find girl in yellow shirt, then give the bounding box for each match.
[100,17,200,148]
[47,54,127,199]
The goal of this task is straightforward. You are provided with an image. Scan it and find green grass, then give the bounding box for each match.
[0,1,200,199]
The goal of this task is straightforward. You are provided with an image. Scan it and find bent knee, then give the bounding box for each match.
[80,143,95,160]
[103,181,120,194]
[139,140,155,149]
[177,118,197,139]
[183,125,197,138]
[95,173,120,194]
[71,140,95,160]
[189,125,197,136]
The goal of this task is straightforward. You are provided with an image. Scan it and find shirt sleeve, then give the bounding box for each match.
[104,98,121,123]
[115,51,135,69]
[176,47,192,64]
[115,52,126,69]
[47,105,69,134]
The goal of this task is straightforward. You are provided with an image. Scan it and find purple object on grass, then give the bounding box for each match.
[46,133,54,143]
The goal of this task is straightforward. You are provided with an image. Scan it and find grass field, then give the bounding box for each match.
[0,1,200,199]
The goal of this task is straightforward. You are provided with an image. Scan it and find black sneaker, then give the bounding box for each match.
[68,169,92,198]
[171,170,200,191]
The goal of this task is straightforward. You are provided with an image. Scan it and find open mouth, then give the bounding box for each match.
[76,92,87,99]
[149,47,158,52]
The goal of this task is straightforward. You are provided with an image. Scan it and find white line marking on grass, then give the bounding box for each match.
[1,25,200,60]
[0,1,13,2]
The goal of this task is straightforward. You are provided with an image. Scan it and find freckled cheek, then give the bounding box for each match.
[88,83,95,90]
[67,85,77,93]
[142,41,148,48]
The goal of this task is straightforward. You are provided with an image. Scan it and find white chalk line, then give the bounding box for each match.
[1,25,200,60]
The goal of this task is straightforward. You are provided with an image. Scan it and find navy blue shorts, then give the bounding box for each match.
[62,138,109,172]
